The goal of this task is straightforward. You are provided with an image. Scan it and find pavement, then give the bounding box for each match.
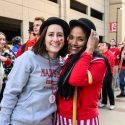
[99,90,125,125]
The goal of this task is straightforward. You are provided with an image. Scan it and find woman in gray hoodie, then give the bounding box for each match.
[0,17,69,125]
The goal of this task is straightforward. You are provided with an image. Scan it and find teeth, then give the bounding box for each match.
[50,43,60,47]
[52,44,59,47]
[51,43,58,46]
[71,47,77,50]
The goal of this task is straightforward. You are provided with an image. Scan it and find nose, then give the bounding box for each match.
[71,38,77,45]
[33,26,37,30]
[53,35,59,42]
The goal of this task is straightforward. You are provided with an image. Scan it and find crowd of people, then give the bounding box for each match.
[0,16,125,125]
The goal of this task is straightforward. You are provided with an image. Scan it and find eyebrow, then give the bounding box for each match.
[69,34,84,38]
[48,31,63,34]
[77,36,84,38]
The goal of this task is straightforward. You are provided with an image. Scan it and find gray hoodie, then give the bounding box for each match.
[0,50,61,125]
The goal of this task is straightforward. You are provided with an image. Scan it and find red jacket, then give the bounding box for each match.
[25,37,37,51]
[16,47,22,58]
[57,51,106,120]
[102,50,115,74]
[16,37,37,58]
[110,47,120,65]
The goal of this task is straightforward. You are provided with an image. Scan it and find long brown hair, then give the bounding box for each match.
[32,27,48,56]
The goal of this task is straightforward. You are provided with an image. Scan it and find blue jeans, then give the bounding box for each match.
[119,69,125,95]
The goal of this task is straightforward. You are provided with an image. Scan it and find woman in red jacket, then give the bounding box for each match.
[56,18,112,125]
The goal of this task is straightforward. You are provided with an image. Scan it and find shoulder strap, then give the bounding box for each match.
[21,43,27,53]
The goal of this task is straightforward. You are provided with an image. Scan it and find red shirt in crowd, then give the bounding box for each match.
[16,37,37,58]
[25,37,37,51]
[110,47,120,65]
[102,50,115,74]
[16,47,22,58]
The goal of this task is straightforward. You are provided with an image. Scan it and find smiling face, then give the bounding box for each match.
[45,24,65,58]
[68,26,87,54]
[0,34,6,49]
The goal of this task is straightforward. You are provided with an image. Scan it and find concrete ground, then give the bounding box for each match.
[99,90,125,125]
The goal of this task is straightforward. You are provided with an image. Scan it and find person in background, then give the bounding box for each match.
[118,42,124,49]
[24,17,44,51]
[28,26,35,40]
[116,38,125,97]
[0,17,69,125]
[16,26,35,58]
[12,36,22,55]
[57,18,111,125]
[16,17,44,58]
[0,32,15,101]
[98,42,115,110]
[110,39,120,90]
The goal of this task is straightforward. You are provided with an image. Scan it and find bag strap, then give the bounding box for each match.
[72,87,78,125]
[21,43,27,53]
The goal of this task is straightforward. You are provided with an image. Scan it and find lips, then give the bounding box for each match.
[70,46,80,50]
[50,43,60,47]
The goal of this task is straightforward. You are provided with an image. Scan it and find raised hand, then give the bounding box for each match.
[86,29,99,54]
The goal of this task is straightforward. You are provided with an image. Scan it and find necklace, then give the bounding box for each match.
[48,58,57,104]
